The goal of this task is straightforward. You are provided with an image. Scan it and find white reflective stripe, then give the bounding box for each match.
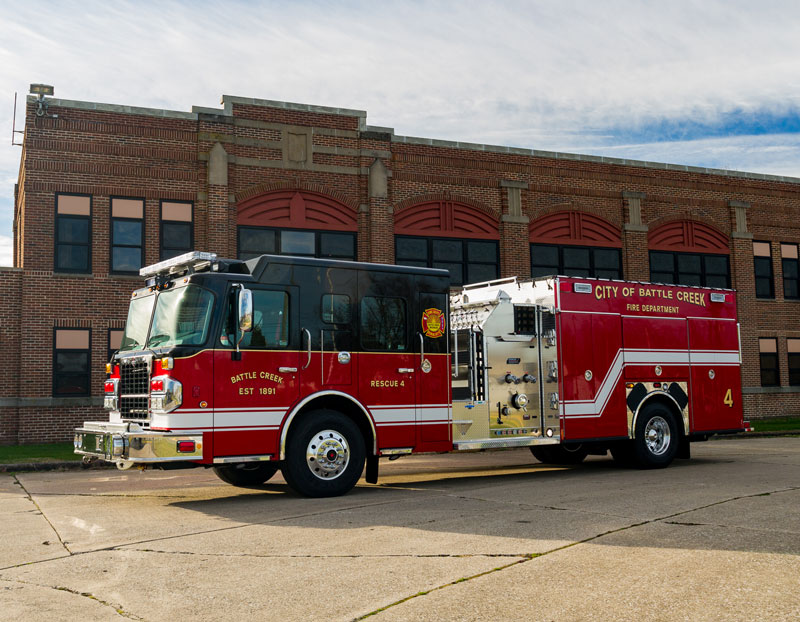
[563,348,740,417]
[370,408,416,423]
[150,411,213,429]
[689,351,741,365]
[417,407,451,423]
[624,350,690,364]
[215,410,285,427]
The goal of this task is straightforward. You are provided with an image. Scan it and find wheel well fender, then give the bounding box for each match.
[631,393,687,439]
[280,391,376,460]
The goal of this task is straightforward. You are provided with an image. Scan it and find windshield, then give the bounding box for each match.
[147,285,215,348]
[119,294,156,351]
[118,285,215,352]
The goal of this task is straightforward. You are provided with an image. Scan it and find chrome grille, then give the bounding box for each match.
[119,356,151,420]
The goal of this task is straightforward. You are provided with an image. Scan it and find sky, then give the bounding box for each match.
[2,0,800,266]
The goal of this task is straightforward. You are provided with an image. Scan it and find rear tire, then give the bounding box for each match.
[281,410,366,497]
[631,403,679,469]
[530,444,589,465]
[212,463,278,486]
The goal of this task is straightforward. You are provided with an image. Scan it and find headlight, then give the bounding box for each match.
[150,375,182,413]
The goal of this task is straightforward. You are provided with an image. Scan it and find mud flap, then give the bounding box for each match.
[677,435,691,459]
[366,455,379,484]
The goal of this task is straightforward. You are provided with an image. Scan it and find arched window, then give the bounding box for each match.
[237,190,357,261]
[648,220,730,288]
[394,199,499,286]
[529,211,622,279]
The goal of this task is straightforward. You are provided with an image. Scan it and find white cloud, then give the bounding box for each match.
[0,234,12,267]
[2,0,800,242]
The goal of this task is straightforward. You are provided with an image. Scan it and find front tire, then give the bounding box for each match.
[530,444,589,465]
[631,403,679,469]
[281,410,366,497]
[212,463,278,486]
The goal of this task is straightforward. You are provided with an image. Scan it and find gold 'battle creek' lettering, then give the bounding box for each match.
[230,371,284,384]
[592,284,706,307]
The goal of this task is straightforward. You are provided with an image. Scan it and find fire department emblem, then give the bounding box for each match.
[422,308,445,338]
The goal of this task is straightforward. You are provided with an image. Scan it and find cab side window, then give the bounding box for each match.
[221,289,289,348]
[360,296,406,351]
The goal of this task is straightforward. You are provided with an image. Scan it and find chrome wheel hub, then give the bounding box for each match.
[306,430,349,480]
[644,416,671,456]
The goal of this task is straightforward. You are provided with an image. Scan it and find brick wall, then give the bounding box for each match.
[5,94,800,444]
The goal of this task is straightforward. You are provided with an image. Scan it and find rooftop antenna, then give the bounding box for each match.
[12,84,57,145]
[11,92,23,146]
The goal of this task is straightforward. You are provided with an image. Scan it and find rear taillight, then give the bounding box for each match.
[176,440,196,453]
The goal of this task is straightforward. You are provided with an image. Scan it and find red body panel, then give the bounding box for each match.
[558,278,743,439]
[147,276,742,464]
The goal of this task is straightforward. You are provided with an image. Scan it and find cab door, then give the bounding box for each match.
[357,270,417,449]
[213,285,299,457]
[415,286,451,449]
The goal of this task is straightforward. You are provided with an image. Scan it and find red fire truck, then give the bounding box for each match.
[75,251,744,497]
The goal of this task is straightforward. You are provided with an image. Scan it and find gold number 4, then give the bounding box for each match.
[723,389,734,408]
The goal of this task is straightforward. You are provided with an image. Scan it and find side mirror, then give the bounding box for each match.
[238,288,253,334]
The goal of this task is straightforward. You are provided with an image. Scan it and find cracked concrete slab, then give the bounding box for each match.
[1,438,798,621]
[1,549,506,622]
[0,578,127,621]
[0,476,71,568]
[365,521,800,622]
[124,492,632,558]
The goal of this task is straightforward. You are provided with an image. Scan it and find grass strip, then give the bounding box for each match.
[0,442,79,464]
[750,417,800,433]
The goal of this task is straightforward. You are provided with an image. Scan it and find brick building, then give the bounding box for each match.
[1,92,799,444]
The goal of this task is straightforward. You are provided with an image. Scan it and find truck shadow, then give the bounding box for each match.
[169,455,800,557]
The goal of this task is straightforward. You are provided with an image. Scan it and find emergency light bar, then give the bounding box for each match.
[140,251,218,277]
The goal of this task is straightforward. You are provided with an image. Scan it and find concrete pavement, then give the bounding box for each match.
[1,437,799,621]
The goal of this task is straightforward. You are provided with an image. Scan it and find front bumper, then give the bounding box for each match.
[74,421,203,466]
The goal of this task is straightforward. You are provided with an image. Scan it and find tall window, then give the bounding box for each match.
[753,241,774,299]
[161,201,193,260]
[649,251,730,288]
[54,328,91,396]
[395,236,498,286]
[788,339,800,386]
[530,244,622,279]
[238,226,356,262]
[111,197,144,273]
[759,338,779,387]
[55,193,91,273]
[781,243,799,299]
[108,329,124,363]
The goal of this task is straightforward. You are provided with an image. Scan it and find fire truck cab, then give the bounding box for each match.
[75,251,744,497]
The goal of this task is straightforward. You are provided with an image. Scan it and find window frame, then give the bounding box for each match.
[781,242,800,300]
[160,200,194,261]
[53,327,92,397]
[530,243,623,280]
[753,241,774,299]
[788,339,800,386]
[110,196,145,275]
[237,226,357,262]
[54,192,92,274]
[759,337,780,387]
[395,235,500,287]
[648,250,730,288]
